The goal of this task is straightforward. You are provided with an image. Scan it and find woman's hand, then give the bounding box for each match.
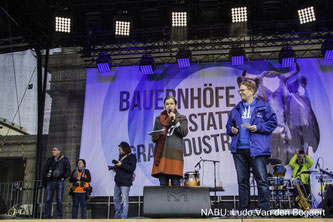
[152,135,160,141]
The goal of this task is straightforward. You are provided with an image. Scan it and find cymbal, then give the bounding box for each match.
[300,170,318,174]
[266,158,282,165]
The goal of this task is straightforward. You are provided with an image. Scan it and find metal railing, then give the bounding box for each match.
[0,180,259,219]
[0,180,45,218]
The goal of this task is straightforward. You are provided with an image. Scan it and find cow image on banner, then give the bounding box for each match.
[240,63,320,165]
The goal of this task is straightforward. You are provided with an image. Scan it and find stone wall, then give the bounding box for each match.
[44,56,87,217]
[0,135,37,182]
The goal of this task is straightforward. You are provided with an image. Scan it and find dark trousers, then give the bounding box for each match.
[45,180,64,218]
[159,174,181,186]
[233,149,271,211]
[72,193,87,219]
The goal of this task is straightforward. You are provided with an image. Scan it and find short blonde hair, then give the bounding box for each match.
[239,81,257,94]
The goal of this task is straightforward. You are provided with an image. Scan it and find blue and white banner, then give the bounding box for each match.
[80,58,333,196]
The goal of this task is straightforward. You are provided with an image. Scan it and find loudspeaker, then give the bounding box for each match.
[323,184,333,218]
[0,194,8,214]
[143,186,211,218]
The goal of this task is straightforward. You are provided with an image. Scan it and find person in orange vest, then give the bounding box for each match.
[69,159,91,219]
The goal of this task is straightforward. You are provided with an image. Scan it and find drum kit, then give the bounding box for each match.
[182,157,328,209]
[266,158,319,209]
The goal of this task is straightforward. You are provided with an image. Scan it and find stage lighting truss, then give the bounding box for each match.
[55,16,71,33]
[231,7,247,23]
[139,54,155,74]
[230,48,245,66]
[115,20,131,36]
[172,11,187,27]
[96,53,112,73]
[298,6,316,24]
[176,49,191,68]
[279,46,296,67]
[321,39,333,60]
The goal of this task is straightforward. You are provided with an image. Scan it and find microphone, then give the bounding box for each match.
[168,109,175,122]
[232,119,237,128]
[315,158,320,169]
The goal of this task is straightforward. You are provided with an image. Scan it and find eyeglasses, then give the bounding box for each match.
[238,89,250,93]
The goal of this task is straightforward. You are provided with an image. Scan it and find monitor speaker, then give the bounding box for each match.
[143,186,211,218]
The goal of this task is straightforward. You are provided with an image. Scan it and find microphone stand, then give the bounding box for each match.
[194,157,203,170]
[201,159,220,204]
[318,167,324,206]
[318,168,333,206]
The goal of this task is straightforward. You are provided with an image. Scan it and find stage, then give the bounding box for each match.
[0,219,333,222]
[1,208,332,221]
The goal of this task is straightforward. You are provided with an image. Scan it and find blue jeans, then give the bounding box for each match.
[233,149,270,211]
[159,174,180,186]
[45,180,64,218]
[114,185,130,219]
[72,193,87,219]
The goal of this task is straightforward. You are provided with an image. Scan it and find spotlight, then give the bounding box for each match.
[96,53,112,73]
[230,47,245,66]
[231,7,247,23]
[298,6,316,24]
[55,16,71,33]
[279,46,296,67]
[172,11,187,27]
[321,39,333,60]
[114,16,132,36]
[176,49,191,68]
[115,21,131,36]
[139,54,155,74]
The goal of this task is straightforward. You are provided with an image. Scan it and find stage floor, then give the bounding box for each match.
[0,219,333,222]
[1,209,332,221]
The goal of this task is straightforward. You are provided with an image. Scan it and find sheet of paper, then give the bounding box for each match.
[241,123,251,128]
[148,129,165,136]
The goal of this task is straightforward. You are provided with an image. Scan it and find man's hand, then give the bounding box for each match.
[248,125,257,133]
[231,126,239,134]
[116,162,122,167]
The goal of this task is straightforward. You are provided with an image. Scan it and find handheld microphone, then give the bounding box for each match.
[315,158,320,169]
[168,109,175,122]
[232,119,237,128]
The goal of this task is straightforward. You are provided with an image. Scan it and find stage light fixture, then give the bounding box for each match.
[55,16,71,33]
[172,12,187,27]
[96,53,112,73]
[298,6,316,24]
[176,49,191,68]
[139,54,155,74]
[231,7,247,23]
[230,48,245,66]
[321,39,333,60]
[115,20,131,36]
[279,46,296,67]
